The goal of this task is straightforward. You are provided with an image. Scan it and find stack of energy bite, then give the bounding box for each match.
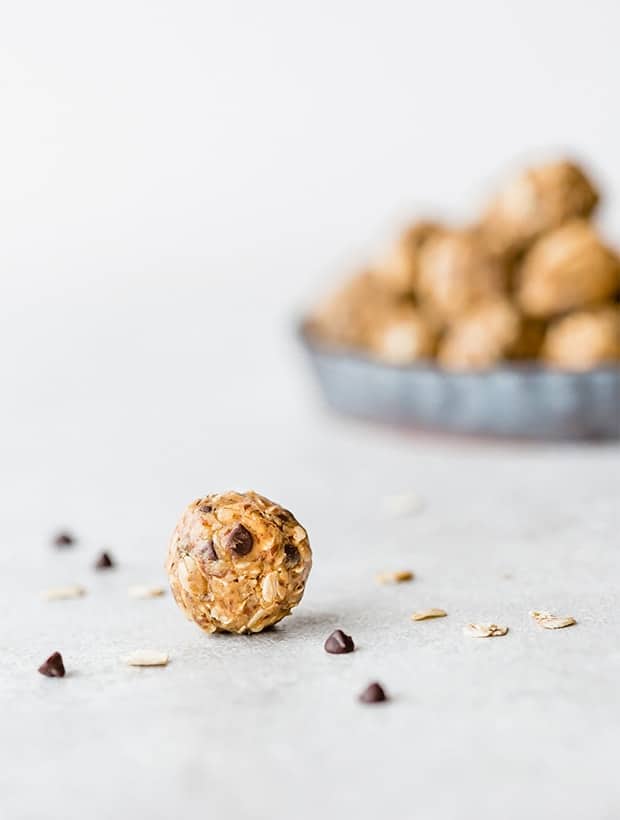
[309,159,620,371]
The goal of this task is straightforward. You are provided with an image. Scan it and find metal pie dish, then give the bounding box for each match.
[298,322,620,440]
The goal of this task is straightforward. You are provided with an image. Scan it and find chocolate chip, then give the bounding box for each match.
[225,524,253,556]
[324,629,355,654]
[38,652,65,678]
[202,539,218,561]
[95,551,114,569]
[284,544,300,564]
[199,504,213,514]
[358,682,387,704]
[53,531,75,547]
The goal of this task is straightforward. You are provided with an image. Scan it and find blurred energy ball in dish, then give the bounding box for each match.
[480,159,599,257]
[306,154,620,374]
[300,153,620,438]
[517,220,620,318]
[367,303,436,365]
[416,228,507,324]
[309,270,392,349]
[372,220,442,295]
[436,298,521,371]
[543,307,620,370]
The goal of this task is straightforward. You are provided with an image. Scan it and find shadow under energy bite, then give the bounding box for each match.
[270,609,345,639]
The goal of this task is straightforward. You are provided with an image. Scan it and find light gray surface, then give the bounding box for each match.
[2,417,619,820]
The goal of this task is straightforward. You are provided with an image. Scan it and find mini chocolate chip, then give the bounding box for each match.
[53,532,74,547]
[225,524,253,556]
[199,504,213,514]
[358,682,388,704]
[95,551,114,569]
[202,539,218,561]
[38,652,65,678]
[324,629,355,654]
[284,544,300,564]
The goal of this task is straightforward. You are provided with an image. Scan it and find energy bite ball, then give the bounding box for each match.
[367,302,436,365]
[542,307,620,370]
[166,491,312,634]
[517,220,620,317]
[437,298,521,371]
[417,229,506,324]
[481,159,599,256]
[374,220,442,294]
[308,270,392,348]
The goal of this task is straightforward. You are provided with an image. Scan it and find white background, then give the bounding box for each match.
[2,4,620,819]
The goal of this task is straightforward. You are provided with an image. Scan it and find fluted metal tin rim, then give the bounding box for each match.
[298,321,620,440]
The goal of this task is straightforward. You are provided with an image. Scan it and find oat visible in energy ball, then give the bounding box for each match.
[166,491,312,634]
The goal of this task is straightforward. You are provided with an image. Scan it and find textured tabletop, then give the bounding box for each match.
[2,411,619,820]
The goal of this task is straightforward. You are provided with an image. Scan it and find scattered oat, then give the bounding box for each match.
[381,492,425,518]
[128,585,166,599]
[125,650,169,667]
[411,608,447,621]
[530,611,576,630]
[44,585,86,601]
[463,623,509,638]
[377,570,414,584]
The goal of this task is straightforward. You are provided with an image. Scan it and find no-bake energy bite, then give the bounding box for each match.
[517,220,620,317]
[374,220,442,294]
[166,491,312,634]
[542,307,620,370]
[480,160,599,256]
[416,228,506,323]
[309,270,391,349]
[367,302,436,365]
[437,298,520,371]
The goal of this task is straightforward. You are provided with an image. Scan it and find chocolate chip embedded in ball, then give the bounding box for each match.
[284,544,300,565]
[224,524,254,556]
[166,491,312,634]
[199,539,218,561]
[324,629,355,654]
